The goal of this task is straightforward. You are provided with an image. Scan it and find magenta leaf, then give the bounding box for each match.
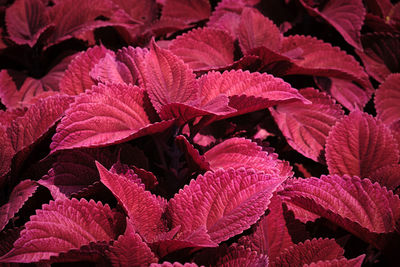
[0,198,120,263]
[144,39,198,113]
[238,7,282,54]
[238,195,293,259]
[216,244,268,266]
[280,175,400,247]
[169,27,234,71]
[368,164,400,191]
[59,45,110,95]
[175,135,210,172]
[305,255,365,267]
[0,180,38,231]
[0,126,14,179]
[375,73,400,127]
[198,70,309,117]
[204,138,293,178]
[8,94,74,154]
[270,238,345,266]
[325,111,399,178]
[161,0,211,24]
[106,220,158,266]
[5,0,50,47]
[299,0,365,50]
[271,87,344,162]
[97,162,167,242]
[40,148,116,197]
[151,263,199,267]
[0,227,22,258]
[167,168,286,243]
[89,53,134,85]
[51,83,173,152]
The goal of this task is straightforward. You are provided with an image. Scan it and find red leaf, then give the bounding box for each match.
[198,70,308,117]
[8,94,73,154]
[238,7,282,54]
[280,175,400,246]
[299,0,365,50]
[325,111,399,178]
[89,53,134,85]
[169,27,234,71]
[5,0,50,47]
[50,83,173,152]
[238,195,294,259]
[175,135,210,172]
[204,138,293,179]
[305,255,365,267]
[271,88,344,162]
[375,73,400,127]
[97,162,167,242]
[59,45,110,95]
[0,180,38,231]
[144,40,198,113]
[0,126,14,179]
[368,164,400,191]
[167,168,286,243]
[161,0,211,24]
[0,198,120,263]
[106,220,158,266]
[150,263,199,267]
[216,244,268,267]
[271,238,345,266]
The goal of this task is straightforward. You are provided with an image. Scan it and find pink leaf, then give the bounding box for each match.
[325,111,399,178]
[59,45,110,95]
[375,73,400,127]
[5,0,50,47]
[238,7,282,54]
[216,244,268,267]
[271,238,345,266]
[305,255,365,267]
[50,83,173,152]
[0,180,38,231]
[46,0,120,47]
[198,70,309,117]
[169,27,234,71]
[167,168,286,243]
[8,94,74,154]
[238,195,294,259]
[40,148,116,197]
[0,126,14,179]
[271,88,344,162]
[299,0,365,50]
[368,164,400,191]
[175,135,210,172]
[144,40,198,113]
[161,0,211,24]
[97,162,167,242]
[204,138,293,179]
[89,53,134,85]
[115,46,148,88]
[151,263,199,267]
[280,175,400,246]
[0,198,120,263]
[106,220,158,266]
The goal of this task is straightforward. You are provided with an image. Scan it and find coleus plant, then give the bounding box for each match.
[0,0,399,266]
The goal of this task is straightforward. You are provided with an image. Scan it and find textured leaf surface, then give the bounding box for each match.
[204,138,292,179]
[59,46,110,95]
[299,0,365,50]
[305,255,365,267]
[106,220,158,266]
[169,27,234,71]
[0,126,14,179]
[168,168,285,243]
[375,73,400,126]
[238,7,282,53]
[270,238,345,266]
[280,175,400,235]
[89,53,134,85]
[216,244,268,266]
[238,195,293,259]
[161,0,211,24]
[271,88,344,162]
[0,180,38,232]
[368,164,400,191]
[325,111,399,178]
[198,70,308,116]
[5,0,50,47]
[8,94,73,154]
[0,198,120,263]
[51,83,172,152]
[144,40,198,113]
[97,162,167,242]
